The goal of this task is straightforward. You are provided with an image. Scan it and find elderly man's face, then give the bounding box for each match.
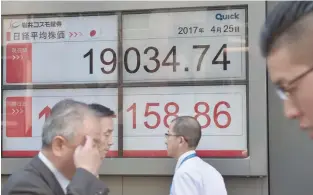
[56,113,102,179]
[267,42,313,138]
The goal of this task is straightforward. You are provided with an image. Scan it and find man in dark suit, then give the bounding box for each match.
[2,99,115,195]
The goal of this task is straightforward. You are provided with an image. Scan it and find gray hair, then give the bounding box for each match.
[172,116,202,148]
[41,99,96,148]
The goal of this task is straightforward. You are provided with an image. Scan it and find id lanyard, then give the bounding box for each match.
[170,153,197,194]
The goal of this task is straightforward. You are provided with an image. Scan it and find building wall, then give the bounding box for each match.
[4,1,307,195]
[2,175,268,195]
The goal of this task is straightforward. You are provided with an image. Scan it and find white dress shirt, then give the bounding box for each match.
[170,150,227,195]
[38,151,70,193]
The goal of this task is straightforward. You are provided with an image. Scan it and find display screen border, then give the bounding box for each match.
[1,2,267,176]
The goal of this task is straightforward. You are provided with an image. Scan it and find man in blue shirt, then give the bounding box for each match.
[166,116,227,195]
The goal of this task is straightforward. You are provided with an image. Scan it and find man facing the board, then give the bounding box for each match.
[166,116,227,195]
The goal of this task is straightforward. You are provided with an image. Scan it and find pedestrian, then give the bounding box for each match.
[166,116,227,195]
[259,1,313,138]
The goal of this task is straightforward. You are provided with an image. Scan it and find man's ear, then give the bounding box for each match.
[51,136,66,157]
[180,136,184,144]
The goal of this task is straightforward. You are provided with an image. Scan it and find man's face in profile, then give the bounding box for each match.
[165,121,180,158]
[99,116,114,158]
[267,40,313,138]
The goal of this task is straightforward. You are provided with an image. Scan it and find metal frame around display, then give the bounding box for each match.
[1,1,267,176]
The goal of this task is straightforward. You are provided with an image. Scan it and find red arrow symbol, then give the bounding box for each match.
[39,106,51,120]
[13,55,19,60]
[69,32,83,38]
[11,108,24,115]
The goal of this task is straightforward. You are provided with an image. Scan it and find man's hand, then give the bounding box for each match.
[74,135,102,177]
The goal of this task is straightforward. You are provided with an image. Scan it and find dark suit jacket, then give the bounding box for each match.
[2,155,110,195]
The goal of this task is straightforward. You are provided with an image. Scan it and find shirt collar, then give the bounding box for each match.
[175,150,196,171]
[38,151,70,193]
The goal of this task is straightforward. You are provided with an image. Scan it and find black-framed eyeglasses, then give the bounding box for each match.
[275,66,313,100]
[164,133,179,137]
[164,133,188,142]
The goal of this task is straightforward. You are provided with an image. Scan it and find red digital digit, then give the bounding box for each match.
[127,103,137,129]
[163,102,179,128]
[144,103,161,129]
[194,102,211,129]
[214,101,231,128]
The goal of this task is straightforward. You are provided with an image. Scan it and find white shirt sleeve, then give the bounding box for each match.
[171,171,200,195]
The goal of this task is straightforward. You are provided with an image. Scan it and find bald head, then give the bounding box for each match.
[171,116,202,148]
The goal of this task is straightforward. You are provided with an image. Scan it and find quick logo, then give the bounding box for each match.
[215,13,239,21]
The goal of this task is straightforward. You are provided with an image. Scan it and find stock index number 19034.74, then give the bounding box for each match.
[83,44,230,75]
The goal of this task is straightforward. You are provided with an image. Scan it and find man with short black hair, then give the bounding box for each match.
[89,103,115,117]
[88,103,115,157]
[166,116,227,195]
[259,1,313,138]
